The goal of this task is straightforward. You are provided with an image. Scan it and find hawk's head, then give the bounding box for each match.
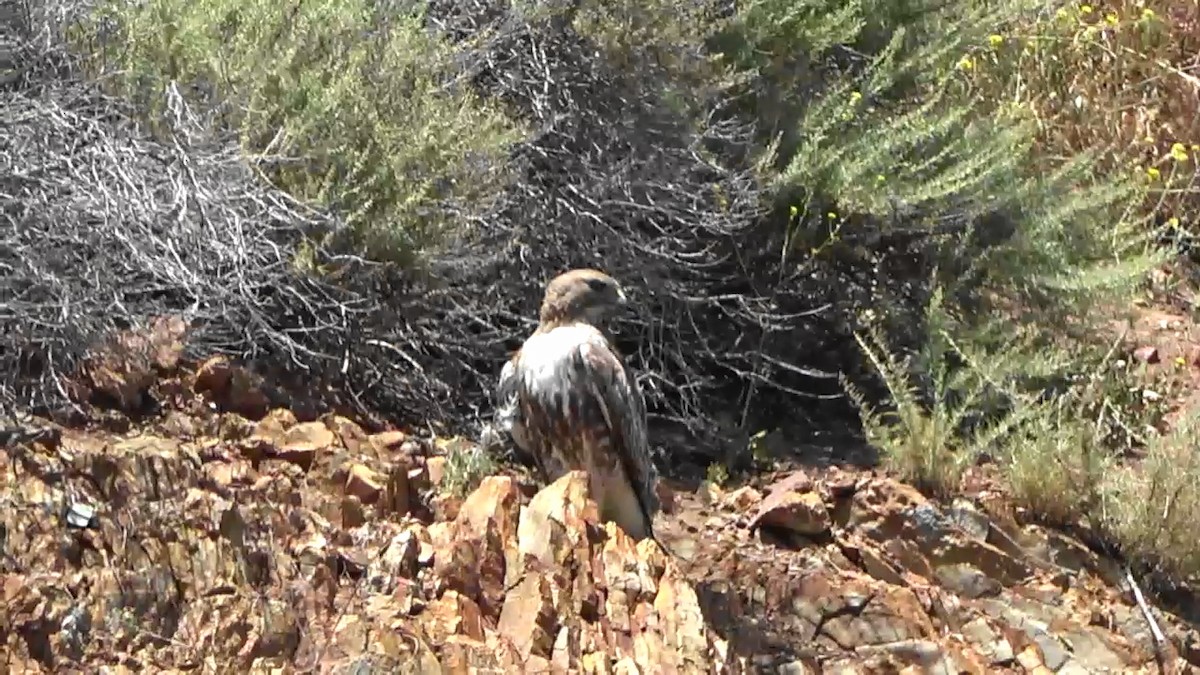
[539,268,628,326]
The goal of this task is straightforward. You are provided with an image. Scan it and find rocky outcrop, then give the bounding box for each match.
[668,472,1200,673]
[2,404,1198,673]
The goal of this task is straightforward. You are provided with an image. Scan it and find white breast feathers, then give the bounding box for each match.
[516,323,606,393]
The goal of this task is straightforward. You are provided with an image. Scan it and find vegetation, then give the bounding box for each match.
[17,0,1200,586]
[440,437,500,498]
[74,0,525,265]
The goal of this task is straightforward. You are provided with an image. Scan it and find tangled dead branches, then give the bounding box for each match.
[2,0,938,471]
[398,0,939,453]
[0,0,375,417]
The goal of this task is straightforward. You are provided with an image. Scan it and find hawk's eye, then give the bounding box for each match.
[585,278,609,293]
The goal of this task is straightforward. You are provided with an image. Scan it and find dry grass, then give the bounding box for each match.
[1102,408,1200,578]
[964,0,1200,230]
[852,291,1200,580]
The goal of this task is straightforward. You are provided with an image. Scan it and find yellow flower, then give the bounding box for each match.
[1176,356,1187,367]
[1105,12,1119,25]
[1080,4,1093,14]
[826,211,838,220]
[1142,8,1156,20]
[850,91,863,103]
[1192,144,1200,152]
[1171,143,1190,162]
[1168,217,1181,229]
[988,34,1004,48]
[1146,167,1162,180]
[875,174,886,184]
[1056,7,1070,20]
[958,56,975,71]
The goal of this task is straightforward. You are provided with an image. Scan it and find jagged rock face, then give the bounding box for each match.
[2,405,1198,673]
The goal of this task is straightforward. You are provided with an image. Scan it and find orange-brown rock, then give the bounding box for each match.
[380,461,413,517]
[748,472,831,536]
[72,315,189,412]
[759,490,831,535]
[369,430,408,451]
[425,455,447,486]
[344,464,383,504]
[193,355,271,419]
[724,485,764,512]
[256,420,335,471]
[433,475,521,618]
[324,415,367,452]
[2,403,1199,674]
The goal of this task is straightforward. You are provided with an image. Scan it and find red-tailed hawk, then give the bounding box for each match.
[495,269,662,544]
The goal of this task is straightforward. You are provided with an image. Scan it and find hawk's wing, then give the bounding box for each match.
[494,355,536,467]
[572,334,661,524]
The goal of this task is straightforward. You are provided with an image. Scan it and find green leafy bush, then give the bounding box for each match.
[725,0,1197,578]
[74,0,526,265]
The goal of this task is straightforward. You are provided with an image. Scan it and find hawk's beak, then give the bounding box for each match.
[615,287,628,306]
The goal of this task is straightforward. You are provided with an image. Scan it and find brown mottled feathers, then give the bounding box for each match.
[495,269,663,545]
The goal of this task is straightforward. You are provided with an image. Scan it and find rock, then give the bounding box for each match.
[935,564,1002,599]
[326,416,368,455]
[381,462,413,517]
[202,459,257,492]
[217,413,256,441]
[497,574,557,659]
[425,590,486,644]
[656,481,679,514]
[946,499,991,542]
[369,430,408,450]
[434,476,521,618]
[379,525,424,582]
[74,315,189,412]
[1015,644,1046,671]
[193,355,271,419]
[344,464,383,504]
[654,562,713,668]
[764,470,816,495]
[250,408,298,444]
[1132,345,1160,364]
[960,617,1014,665]
[430,493,463,522]
[273,421,335,470]
[4,390,1199,674]
[281,421,336,451]
[516,470,598,568]
[1059,628,1127,671]
[750,490,831,536]
[855,546,908,586]
[723,486,763,512]
[425,456,446,487]
[160,409,199,438]
[342,495,367,529]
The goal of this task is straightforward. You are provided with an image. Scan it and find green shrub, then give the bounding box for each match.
[729,0,1196,576]
[74,0,526,265]
[441,437,500,498]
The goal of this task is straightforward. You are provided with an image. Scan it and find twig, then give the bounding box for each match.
[1125,566,1168,662]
